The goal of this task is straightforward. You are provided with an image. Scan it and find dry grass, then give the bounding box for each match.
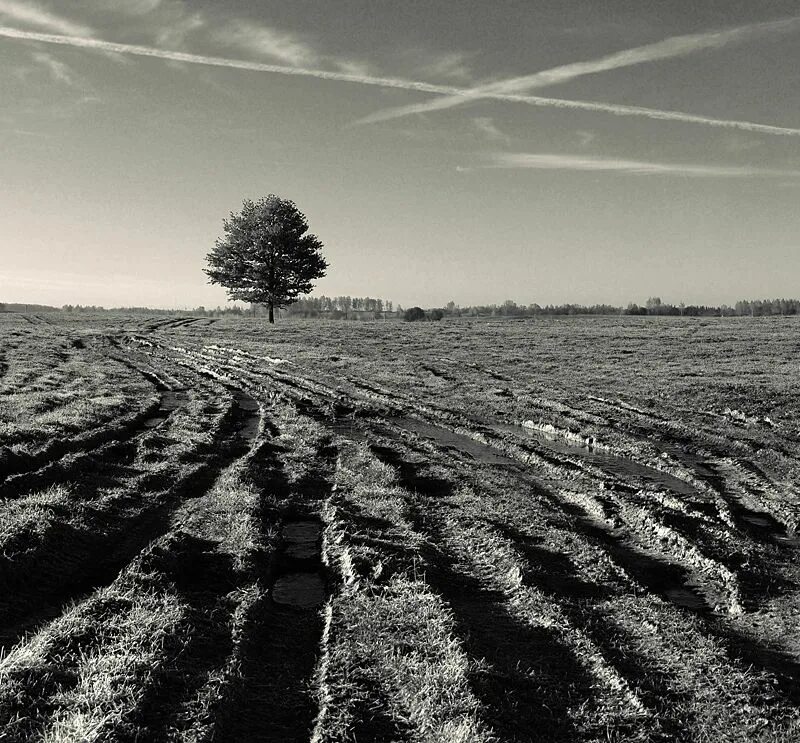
[3,313,800,741]
[0,577,185,741]
[0,328,152,455]
[314,442,494,742]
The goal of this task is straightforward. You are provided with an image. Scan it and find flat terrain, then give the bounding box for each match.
[1,312,799,742]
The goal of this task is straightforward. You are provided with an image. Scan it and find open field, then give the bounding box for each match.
[1,311,799,742]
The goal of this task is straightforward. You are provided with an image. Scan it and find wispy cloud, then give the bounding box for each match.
[487,152,800,178]
[0,0,92,36]
[356,15,800,125]
[1,25,800,139]
[8,127,51,137]
[155,11,204,48]
[110,0,162,14]
[473,117,509,143]
[412,50,474,82]
[213,18,371,75]
[214,20,320,68]
[31,50,75,85]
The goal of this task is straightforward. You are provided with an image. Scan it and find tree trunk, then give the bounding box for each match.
[268,302,274,324]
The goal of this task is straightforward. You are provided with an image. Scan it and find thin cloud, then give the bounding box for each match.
[1,25,800,139]
[357,15,800,125]
[156,12,204,48]
[32,50,76,85]
[487,152,800,178]
[214,19,371,75]
[109,0,162,14]
[473,117,509,143]
[0,0,92,35]
[10,128,51,137]
[413,50,474,82]
[215,20,319,68]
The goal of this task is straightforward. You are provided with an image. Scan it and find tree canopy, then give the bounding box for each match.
[205,195,328,323]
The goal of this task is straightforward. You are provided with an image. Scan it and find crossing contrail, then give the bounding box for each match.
[355,16,800,125]
[2,25,800,138]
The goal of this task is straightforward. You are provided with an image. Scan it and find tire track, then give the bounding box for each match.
[0,387,260,657]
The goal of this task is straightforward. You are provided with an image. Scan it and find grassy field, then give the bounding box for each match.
[1,310,799,742]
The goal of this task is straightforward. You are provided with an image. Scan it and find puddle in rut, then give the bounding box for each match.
[330,419,370,442]
[272,520,326,609]
[501,423,800,548]
[144,389,190,428]
[273,573,326,609]
[283,521,322,560]
[495,423,700,497]
[734,508,799,547]
[577,519,712,613]
[702,469,800,548]
[392,417,518,466]
[233,392,261,443]
[657,445,800,548]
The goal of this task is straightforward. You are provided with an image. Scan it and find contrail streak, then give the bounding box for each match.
[500,93,800,137]
[0,25,464,94]
[488,152,800,177]
[356,15,800,125]
[2,26,800,138]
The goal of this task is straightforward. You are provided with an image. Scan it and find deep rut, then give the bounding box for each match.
[0,390,261,657]
[214,503,329,741]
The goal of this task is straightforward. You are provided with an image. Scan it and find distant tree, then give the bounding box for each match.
[205,195,328,323]
[429,308,445,321]
[0,302,5,312]
[404,306,426,322]
[645,297,662,315]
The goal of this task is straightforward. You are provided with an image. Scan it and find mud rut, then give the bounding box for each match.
[0,379,259,652]
[154,337,800,737]
[0,338,337,741]
[2,332,800,741]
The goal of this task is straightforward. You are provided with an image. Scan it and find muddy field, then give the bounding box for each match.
[1,311,799,742]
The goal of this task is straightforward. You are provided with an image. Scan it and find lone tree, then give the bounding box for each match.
[205,195,328,323]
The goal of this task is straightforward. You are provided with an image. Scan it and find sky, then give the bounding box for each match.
[1,0,799,309]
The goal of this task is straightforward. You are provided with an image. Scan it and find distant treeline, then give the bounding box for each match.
[60,304,243,316]
[430,297,800,318]
[4,296,800,319]
[278,296,395,318]
[0,302,60,312]
[56,296,397,319]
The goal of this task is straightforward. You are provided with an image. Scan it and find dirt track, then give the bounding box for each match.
[1,314,799,741]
